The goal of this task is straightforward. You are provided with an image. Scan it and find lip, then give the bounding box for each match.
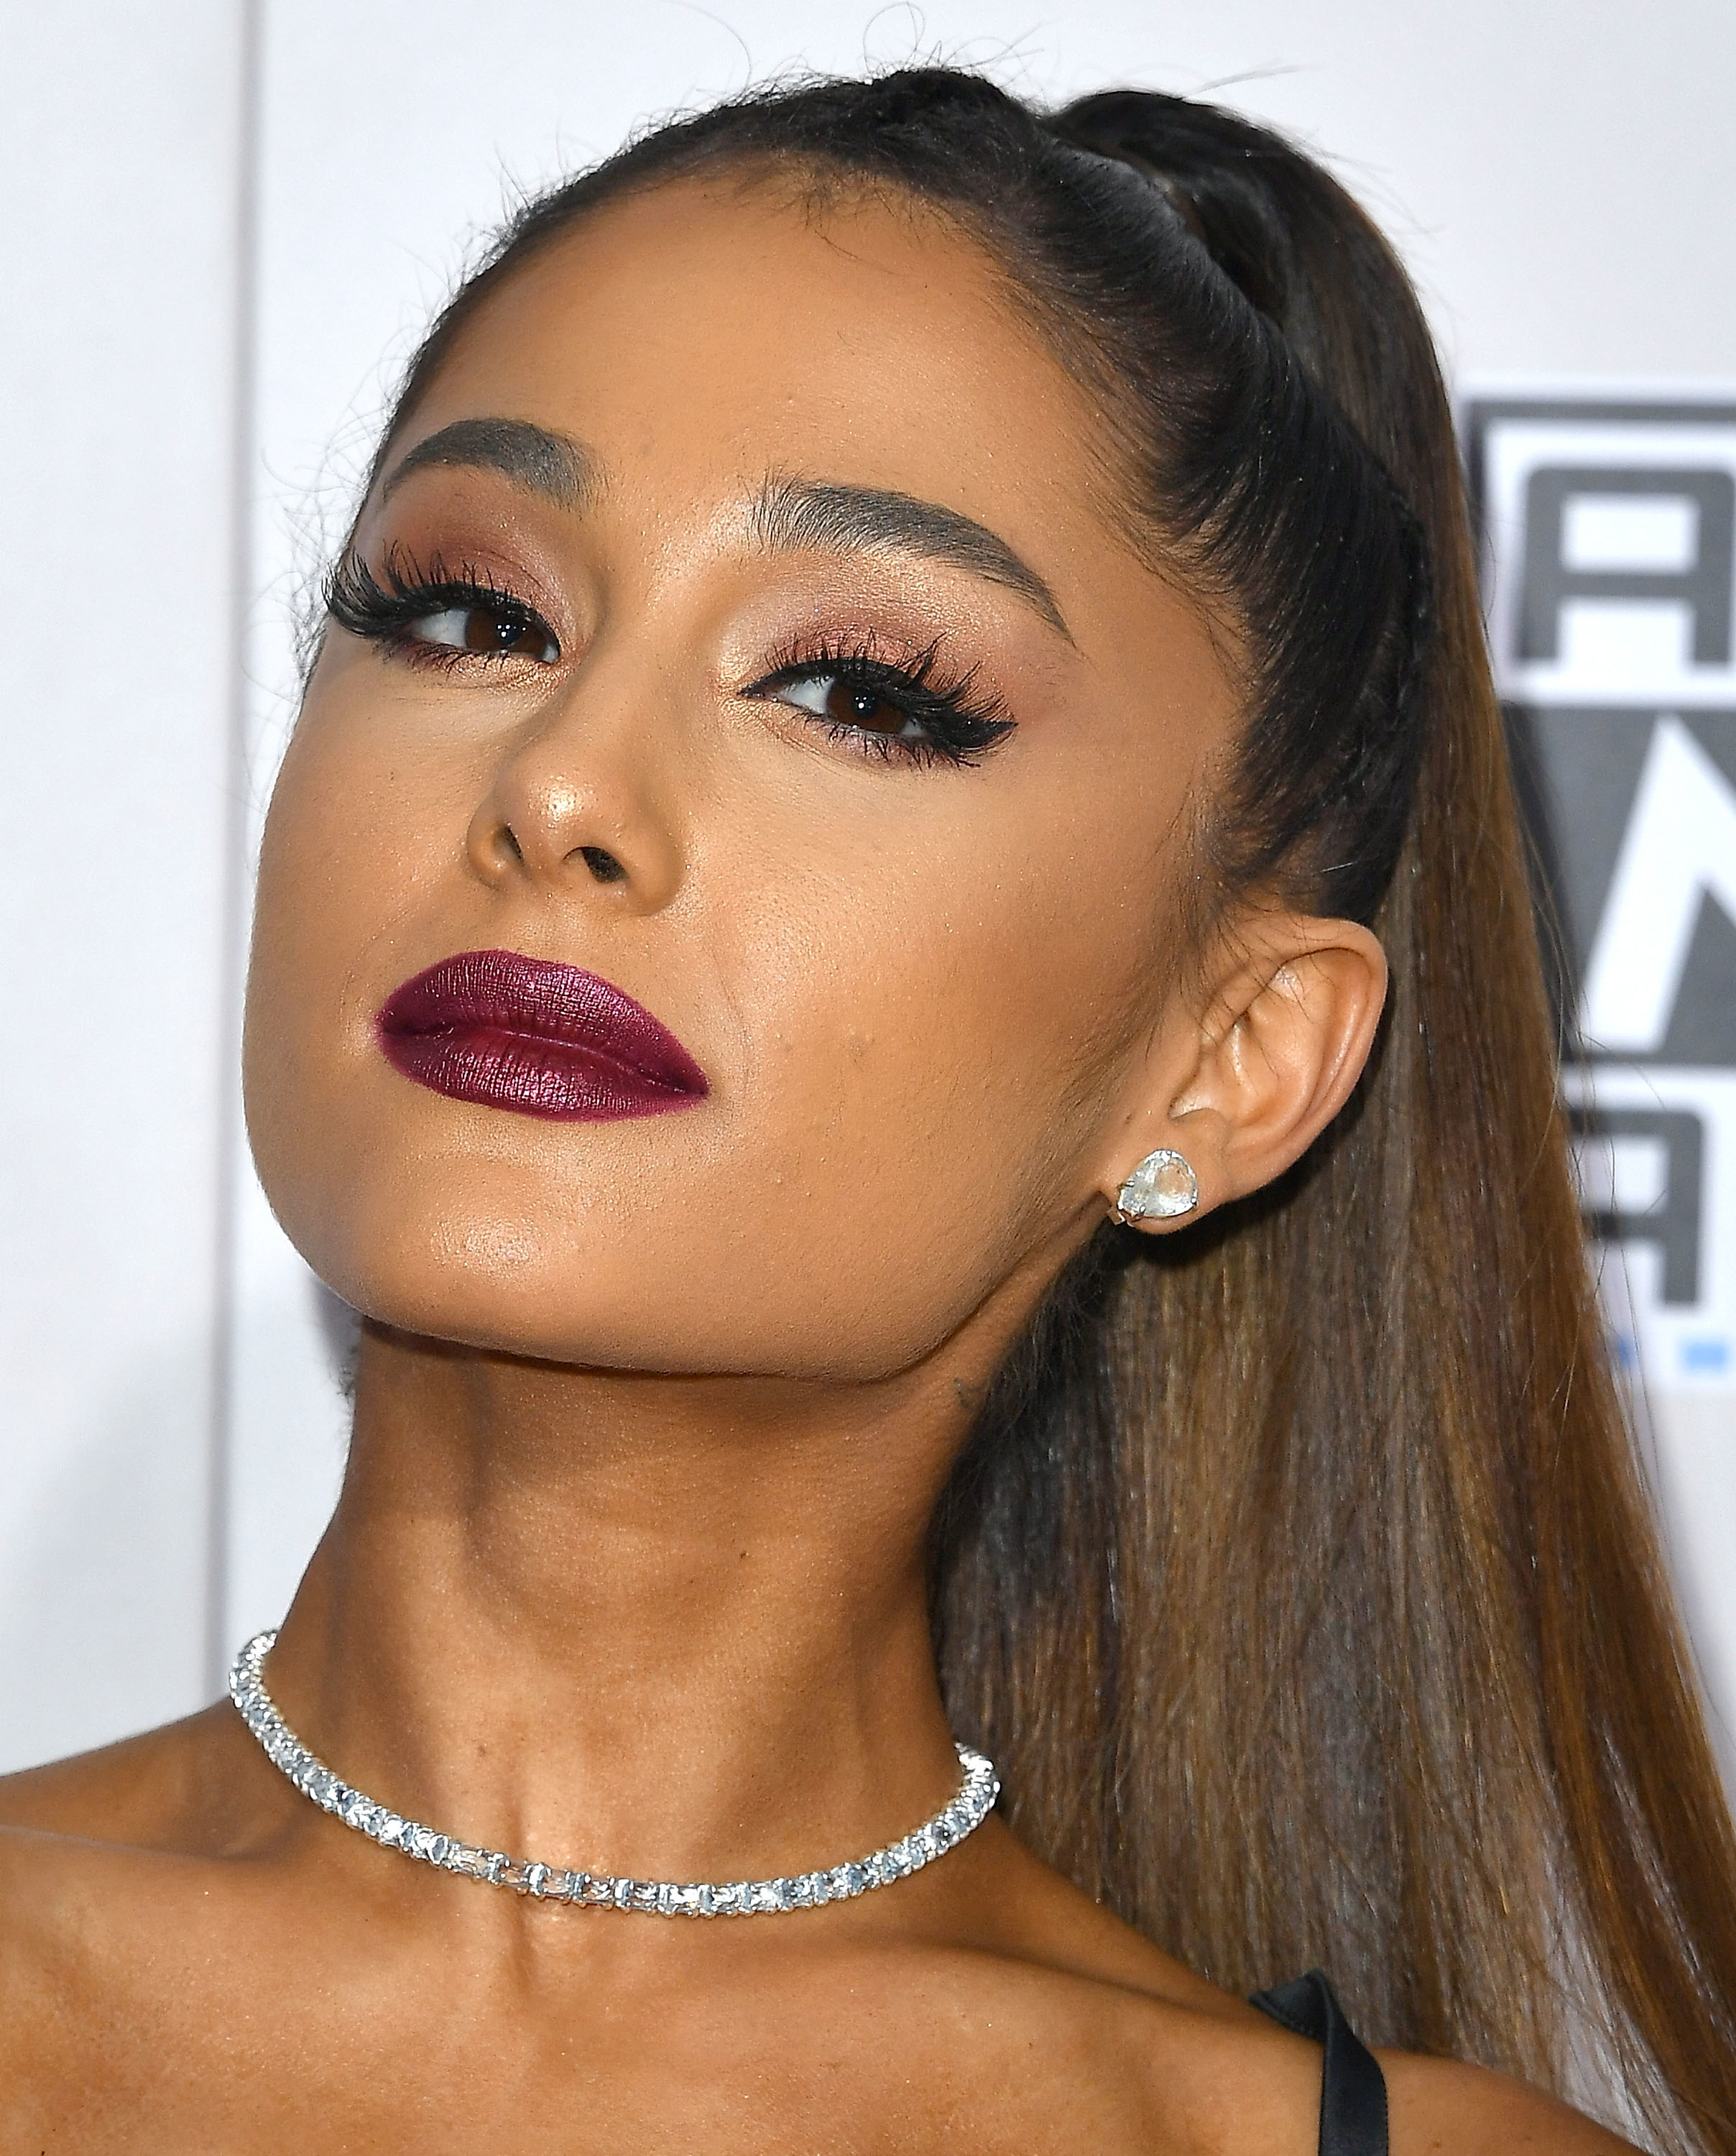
[375,949,708,1121]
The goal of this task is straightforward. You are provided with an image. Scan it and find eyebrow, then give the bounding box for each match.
[377,429,1070,637]
[751,476,1071,639]
[381,417,597,507]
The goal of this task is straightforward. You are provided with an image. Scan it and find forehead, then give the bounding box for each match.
[402,177,1114,550]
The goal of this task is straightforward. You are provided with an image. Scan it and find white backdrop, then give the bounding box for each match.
[4,0,1735,1774]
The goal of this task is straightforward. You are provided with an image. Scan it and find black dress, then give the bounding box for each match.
[1250,1970,1389,2156]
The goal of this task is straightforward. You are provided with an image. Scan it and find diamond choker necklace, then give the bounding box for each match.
[229,1629,999,1917]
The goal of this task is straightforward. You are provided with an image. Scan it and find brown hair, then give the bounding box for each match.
[361,70,1736,2150]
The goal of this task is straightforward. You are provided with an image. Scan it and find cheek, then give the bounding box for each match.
[242,696,462,1233]
[750,866,1112,1184]
[683,798,1163,1354]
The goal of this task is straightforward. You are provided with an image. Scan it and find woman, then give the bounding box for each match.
[2,67,1732,2153]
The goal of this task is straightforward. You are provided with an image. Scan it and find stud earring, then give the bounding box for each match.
[1111,1148,1199,1225]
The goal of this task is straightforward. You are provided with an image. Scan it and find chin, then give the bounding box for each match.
[252,1097,1007,1383]
[290,1198,971,1385]
[275,1185,642,1367]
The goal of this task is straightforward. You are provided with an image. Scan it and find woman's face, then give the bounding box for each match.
[246,176,1242,1380]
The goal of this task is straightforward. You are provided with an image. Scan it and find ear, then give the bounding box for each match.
[1096,913,1388,1233]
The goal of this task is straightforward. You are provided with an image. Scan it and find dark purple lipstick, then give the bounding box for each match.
[376,949,708,1121]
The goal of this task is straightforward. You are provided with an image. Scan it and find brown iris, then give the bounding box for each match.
[824,681,911,736]
[456,604,553,658]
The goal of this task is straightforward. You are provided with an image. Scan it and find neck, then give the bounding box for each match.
[265,1322,984,1884]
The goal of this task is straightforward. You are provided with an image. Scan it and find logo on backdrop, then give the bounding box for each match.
[1466,394,1736,1393]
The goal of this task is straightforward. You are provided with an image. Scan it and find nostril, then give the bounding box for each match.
[579,845,627,885]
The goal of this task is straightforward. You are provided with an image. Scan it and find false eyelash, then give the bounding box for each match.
[743,633,1016,768]
[323,545,558,665]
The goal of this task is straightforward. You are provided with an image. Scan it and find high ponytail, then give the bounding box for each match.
[366,70,1736,2150]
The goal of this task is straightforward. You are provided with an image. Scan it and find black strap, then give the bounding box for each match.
[1250,1969,1389,2156]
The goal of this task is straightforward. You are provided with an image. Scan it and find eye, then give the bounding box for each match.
[770,670,928,743]
[323,550,563,669]
[741,641,1015,768]
[403,602,559,663]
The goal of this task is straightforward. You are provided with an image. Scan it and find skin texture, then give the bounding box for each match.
[0,176,1634,2153]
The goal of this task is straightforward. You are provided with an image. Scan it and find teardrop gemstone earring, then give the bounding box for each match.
[1111,1148,1199,1225]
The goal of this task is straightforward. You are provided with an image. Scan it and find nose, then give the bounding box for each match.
[463,664,685,913]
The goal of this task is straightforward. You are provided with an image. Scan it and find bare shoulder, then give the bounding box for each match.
[0,1708,231,1978]
[1078,1975,1637,2156]
[947,1828,1334,2147]
[0,1703,267,2055]
[1384,2051,1640,2155]
[0,1700,253,1849]
[964,1830,1640,2155]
